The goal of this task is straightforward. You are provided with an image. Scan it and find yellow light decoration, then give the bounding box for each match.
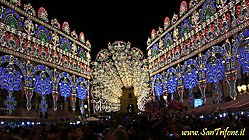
[237,86,242,93]
[241,85,247,91]
[92,41,152,112]
[163,95,167,101]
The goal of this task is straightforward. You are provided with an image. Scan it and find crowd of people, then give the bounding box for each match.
[0,110,249,140]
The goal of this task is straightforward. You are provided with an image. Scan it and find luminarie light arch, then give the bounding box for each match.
[92,41,151,112]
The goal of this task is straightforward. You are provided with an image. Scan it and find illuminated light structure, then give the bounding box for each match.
[33,70,52,117]
[147,0,249,107]
[0,63,22,115]
[92,41,152,113]
[0,0,91,117]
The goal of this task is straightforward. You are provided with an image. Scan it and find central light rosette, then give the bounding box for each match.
[92,41,151,112]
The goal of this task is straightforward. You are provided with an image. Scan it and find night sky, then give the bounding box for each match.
[23,0,185,60]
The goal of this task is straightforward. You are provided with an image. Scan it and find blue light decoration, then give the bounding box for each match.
[34,71,52,116]
[152,43,159,58]
[0,64,22,115]
[76,78,87,100]
[227,29,249,100]
[59,78,71,101]
[60,37,72,52]
[155,83,163,100]
[184,67,198,106]
[176,65,184,102]
[180,19,191,37]
[39,100,48,113]
[35,25,51,43]
[154,74,163,100]
[163,33,173,51]
[238,47,249,74]
[166,75,177,94]
[34,72,52,95]
[166,75,177,102]
[206,57,225,103]
[165,68,177,101]
[4,96,16,112]
[201,0,216,21]
[56,72,72,103]
[184,68,198,93]
[206,58,225,83]
[242,29,249,39]
[223,40,235,71]
[76,77,88,114]
[196,54,207,102]
[76,84,87,100]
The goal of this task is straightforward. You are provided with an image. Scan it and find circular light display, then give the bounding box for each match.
[92,41,151,112]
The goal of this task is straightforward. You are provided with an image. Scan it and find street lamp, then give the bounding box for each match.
[241,85,247,92]
[163,93,168,107]
[237,85,242,94]
[84,104,88,109]
[163,95,167,101]
[237,85,248,95]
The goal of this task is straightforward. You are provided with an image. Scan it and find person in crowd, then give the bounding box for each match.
[110,128,129,140]
[0,109,249,140]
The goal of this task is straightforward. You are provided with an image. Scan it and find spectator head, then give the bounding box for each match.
[110,128,129,140]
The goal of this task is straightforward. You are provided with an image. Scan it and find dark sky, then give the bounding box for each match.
[23,0,185,60]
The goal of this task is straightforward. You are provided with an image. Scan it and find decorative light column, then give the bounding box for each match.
[80,99,85,114]
[225,39,238,100]
[198,79,207,103]
[206,57,225,103]
[59,77,71,111]
[75,77,88,115]
[87,80,91,114]
[24,86,33,110]
[226,70,237,99]
[71,76,77,112]
[34,71,52,118]
[24,61,34,111]
[166,68,177,101]
[52,68,59,111]
[151,78,156,101]
[52,91,58,111]
[237,41,249,99]
[71,93,77,111]
[0,64,22,115]
[197,54,207,103]
[176,64,184,102]
[184,67,198,106]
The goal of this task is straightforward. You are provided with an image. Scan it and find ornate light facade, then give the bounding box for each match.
[148,0,249,106]
[1,0,248,117]
[0,0,91,117]
[92,41,152,113]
